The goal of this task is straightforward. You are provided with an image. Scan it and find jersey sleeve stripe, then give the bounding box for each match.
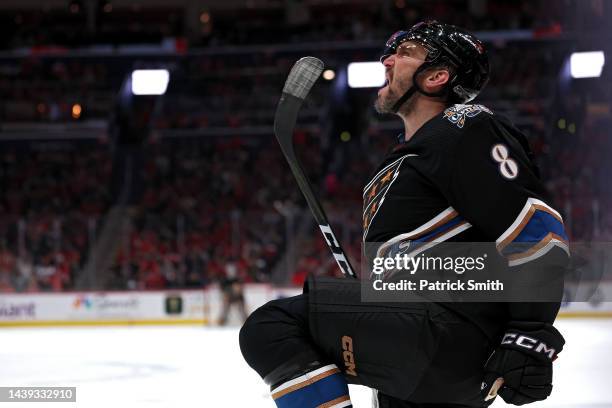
[507,233,570,267]
[509,211,568,248]
[376,209,472,258]
[375,207,458,248]
[375,222,473,279]
[496,197,569,265]
[496,198,565,251]
[400,221,473,259]
[413,217,466,243]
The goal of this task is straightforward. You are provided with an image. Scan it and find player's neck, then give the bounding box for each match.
[400,99,446,142]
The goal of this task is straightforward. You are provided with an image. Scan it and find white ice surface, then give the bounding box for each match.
[1,319,611,408]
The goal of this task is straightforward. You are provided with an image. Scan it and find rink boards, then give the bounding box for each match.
[0,285,302,327]
[0,284,610,326]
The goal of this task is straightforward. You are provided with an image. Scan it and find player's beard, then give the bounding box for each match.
[374,77,415,115]
[374,85,397,114]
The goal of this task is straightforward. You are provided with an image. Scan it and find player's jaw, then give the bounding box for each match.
[374,69,393,113]
[374,68,409,114]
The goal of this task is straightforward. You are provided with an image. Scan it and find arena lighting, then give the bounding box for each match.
[71,103,82,119]
[570,51,605,79]
[131,69,170,95]
[347,62,385,88]
[323,69,336,80]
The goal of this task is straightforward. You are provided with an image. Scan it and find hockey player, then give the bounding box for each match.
[218,258,248,326]
[240,21,568,407]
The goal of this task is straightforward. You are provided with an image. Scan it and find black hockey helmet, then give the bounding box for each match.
[381,20,489,111]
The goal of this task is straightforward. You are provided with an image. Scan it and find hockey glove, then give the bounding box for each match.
[481,321,565,405]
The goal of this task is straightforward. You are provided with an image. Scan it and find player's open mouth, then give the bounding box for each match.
[379,77,391,93]
[379,74,391,92]
[386,70,393,83]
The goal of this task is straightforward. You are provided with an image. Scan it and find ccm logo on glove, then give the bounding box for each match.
[501,333,557,360]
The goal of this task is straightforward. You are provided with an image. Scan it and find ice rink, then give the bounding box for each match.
[2,319,611,408]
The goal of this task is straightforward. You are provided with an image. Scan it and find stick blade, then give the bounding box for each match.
[282,57,324,100]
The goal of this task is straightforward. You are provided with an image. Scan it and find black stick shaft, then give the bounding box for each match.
[274,92,357,279]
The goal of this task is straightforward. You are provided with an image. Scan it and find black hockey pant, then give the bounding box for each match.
[239,277,495,407]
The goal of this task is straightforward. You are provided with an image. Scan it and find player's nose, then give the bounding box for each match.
[383,55,395,68]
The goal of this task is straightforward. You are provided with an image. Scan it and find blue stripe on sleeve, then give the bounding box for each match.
[413,216,463,243]
[501,210,568,257]
[513,211,568,243]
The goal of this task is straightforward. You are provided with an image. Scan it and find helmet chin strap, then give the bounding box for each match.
[391,85,418,114]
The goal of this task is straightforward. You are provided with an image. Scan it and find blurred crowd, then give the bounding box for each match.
[0,0,606,49]
[1,0,611,292]
[104,133,325,290]
[0,59,116,122]
[0,143,112,291]
[2,112,610,292]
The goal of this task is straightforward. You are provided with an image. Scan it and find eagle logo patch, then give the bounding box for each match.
[443,104,493,128]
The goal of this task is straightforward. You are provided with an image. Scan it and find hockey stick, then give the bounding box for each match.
[274,57,357,279]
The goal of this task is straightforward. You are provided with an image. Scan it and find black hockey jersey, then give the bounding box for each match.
[363,104,569,328]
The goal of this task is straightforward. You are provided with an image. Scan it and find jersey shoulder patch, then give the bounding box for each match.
[443,104,493,129]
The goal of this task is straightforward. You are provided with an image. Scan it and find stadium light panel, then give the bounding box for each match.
[131,69,170,95]
[347,62,385,88]
[570,51,605,79]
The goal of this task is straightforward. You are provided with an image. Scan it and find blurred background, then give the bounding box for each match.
[0,1,611,406]
[1,0,611,295]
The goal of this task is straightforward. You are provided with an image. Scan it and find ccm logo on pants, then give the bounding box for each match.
[342,336,357,376]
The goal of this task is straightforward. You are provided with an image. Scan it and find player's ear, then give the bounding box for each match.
[423,68,450,93]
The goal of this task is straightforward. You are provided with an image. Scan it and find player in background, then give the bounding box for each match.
[218,257,248,326]
[240,21,568,407]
